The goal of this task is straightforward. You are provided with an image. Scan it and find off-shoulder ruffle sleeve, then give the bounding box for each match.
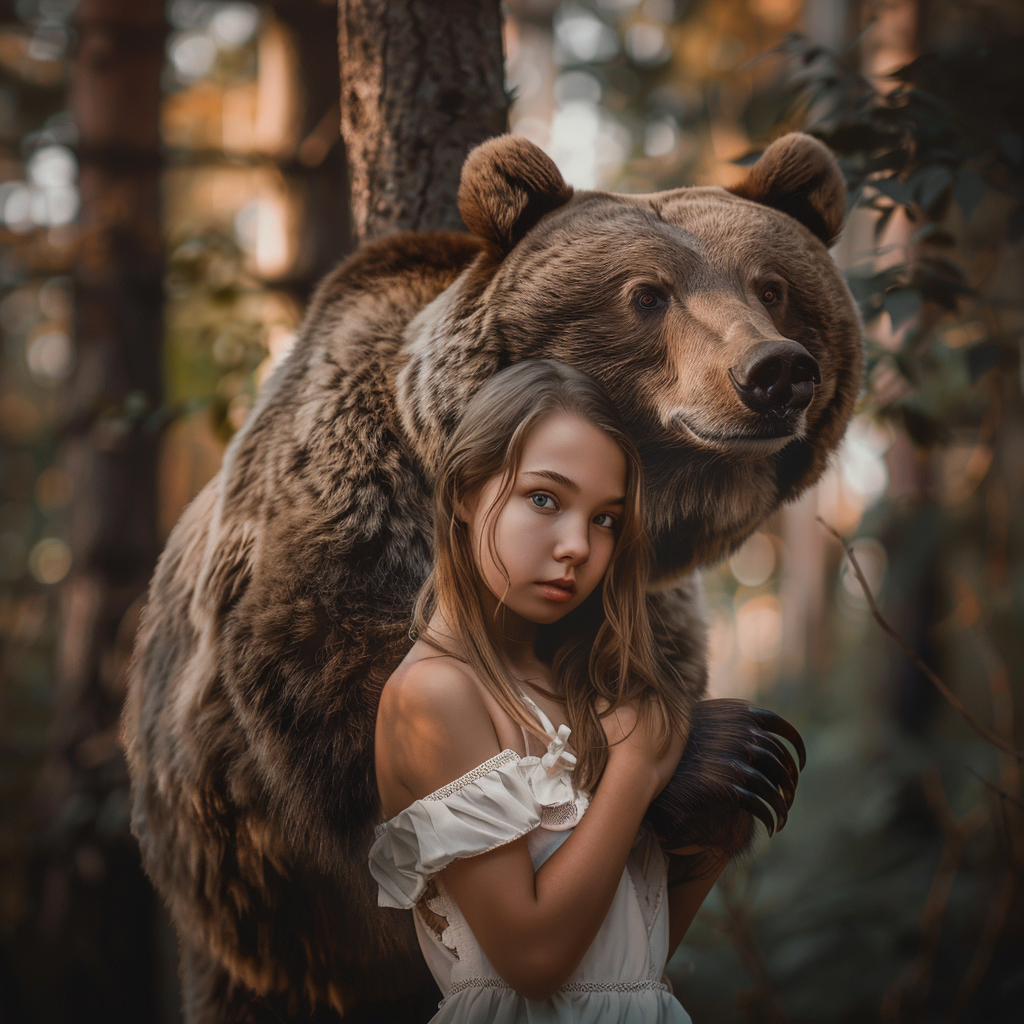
[369,749,542,909]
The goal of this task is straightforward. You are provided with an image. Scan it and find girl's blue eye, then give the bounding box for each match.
[594,513,617,529]
[531,493,556,509]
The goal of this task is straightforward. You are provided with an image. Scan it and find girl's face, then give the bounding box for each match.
[462,412,628,628]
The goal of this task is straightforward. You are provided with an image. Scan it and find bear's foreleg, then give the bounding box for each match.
[645,698,806,879]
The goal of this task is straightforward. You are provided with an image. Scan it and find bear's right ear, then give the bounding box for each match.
[458,135,573,253]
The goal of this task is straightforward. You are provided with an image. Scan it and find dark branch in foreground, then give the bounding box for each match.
[817,517,1024,762]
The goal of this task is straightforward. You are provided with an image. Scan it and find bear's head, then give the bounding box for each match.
[398,133,862,580]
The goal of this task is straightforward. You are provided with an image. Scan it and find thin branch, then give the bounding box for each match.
[966,766,1024,814]
[713,871,790,1024]
[817,517,1024,761]
[881,767,987,1021]
[942,867,1016,1024]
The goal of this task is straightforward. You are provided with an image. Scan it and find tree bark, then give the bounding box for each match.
[28,1,166,1019]
[337,0,509,244]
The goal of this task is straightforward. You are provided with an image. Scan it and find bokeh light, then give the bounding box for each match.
[28,536,71,585]
[735,593,783,663]
[729,531,776,588]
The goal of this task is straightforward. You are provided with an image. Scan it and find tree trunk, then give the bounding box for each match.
[29,1,166,1019]
[337,0,509,244]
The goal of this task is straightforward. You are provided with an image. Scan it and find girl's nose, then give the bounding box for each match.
[554,519,590,562]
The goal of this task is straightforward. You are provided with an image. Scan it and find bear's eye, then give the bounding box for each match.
[636,290,665,312]
[760,286,780,306]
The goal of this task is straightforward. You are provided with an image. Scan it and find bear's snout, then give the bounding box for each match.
[728,340,821,422]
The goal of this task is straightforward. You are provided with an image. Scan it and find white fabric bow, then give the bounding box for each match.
[519,719,579,807]
[541,723,576,775]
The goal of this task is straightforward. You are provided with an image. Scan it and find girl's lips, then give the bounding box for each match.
[537,581,575,602]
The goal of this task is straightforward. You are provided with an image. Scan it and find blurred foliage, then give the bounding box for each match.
[506,0,805,191]
[161,1,274,444]
[0,3,314,1018]
[515,1,1024,1020]
[165,227,275,442]
[677,5,1024,1022]
[160,0,339,447]
[751,25,1023,443]
[0,0,75,1012]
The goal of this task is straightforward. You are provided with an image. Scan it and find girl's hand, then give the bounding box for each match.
[598,699,685,802]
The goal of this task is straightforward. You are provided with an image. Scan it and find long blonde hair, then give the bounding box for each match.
[411,359,690,792]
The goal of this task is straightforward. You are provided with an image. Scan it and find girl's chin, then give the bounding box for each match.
[529,598,581,623]
[491,600,576,627]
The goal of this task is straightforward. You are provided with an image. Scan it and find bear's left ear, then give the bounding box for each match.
[459,135,574,253]
[729,133,846,246]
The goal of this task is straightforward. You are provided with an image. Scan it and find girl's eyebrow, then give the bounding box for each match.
[521,470,625,505]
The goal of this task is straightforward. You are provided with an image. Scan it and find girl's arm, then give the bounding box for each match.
[442,737,668,1000]
[386,666,683,1002]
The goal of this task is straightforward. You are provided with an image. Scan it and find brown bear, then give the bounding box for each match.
[123,132,861,1022]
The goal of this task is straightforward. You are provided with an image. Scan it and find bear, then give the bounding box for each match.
[122,132,861,1022]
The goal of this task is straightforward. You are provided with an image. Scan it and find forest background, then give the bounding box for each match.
[0,0,1021,1021]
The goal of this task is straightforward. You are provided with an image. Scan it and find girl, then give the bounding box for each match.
[370,359,727,1022]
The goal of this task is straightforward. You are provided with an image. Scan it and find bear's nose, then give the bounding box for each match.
[729,341,821,419]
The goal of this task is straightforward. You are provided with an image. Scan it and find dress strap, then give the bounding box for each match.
[518,688,559,738]
[519,723,532,755]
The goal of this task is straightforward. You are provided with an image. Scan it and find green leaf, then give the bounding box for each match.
[952,169,987,222]
[884,288,921,330]
[913,165,952,212]
[872,176,915,206]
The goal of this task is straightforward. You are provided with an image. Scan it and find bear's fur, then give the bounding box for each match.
[123,133,862,1020]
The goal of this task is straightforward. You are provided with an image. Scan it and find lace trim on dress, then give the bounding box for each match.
[423,749,521,802]
[370,753,543,908]
[625,830,667,940]
[563,980,670,994]
[373,749,522,839]
[419,878,464,958]
[540,800,582,830]
[445,978,670,996]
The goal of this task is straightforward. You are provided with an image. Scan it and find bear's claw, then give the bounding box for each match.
[731,762,789,834]
[749,707,807,770]
[643,698,807,855]
[731,785,778,837]
[749,742,797,807]
[752,733,800,789]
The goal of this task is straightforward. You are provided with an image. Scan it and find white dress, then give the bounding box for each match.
[368,694,692,1023]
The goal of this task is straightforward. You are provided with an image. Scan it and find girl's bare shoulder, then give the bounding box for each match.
[379,646,487,730]
[376,647,503,809]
